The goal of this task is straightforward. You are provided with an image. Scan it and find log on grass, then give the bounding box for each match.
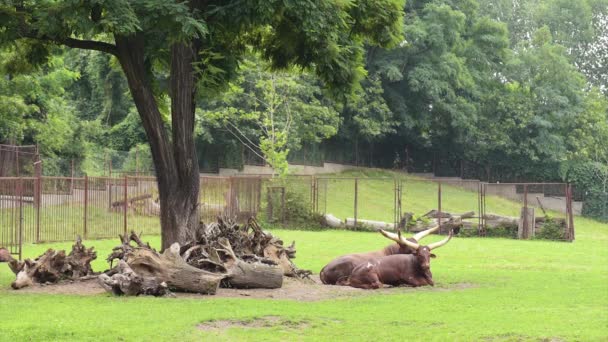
[98,260,171,296]
[126,243,223,294]
[323,214,343,228]
[9,236,97,289]
[344,218,395,230]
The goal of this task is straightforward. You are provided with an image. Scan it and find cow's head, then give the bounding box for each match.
[387,224,441,254]
[378,228,455,271]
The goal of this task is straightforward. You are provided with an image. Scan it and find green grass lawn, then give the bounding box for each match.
[1,215,607,341]
[0,171,604,341]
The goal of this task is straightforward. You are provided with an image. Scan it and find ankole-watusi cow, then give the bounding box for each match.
[343,229,456,289]
[319,224,442,285]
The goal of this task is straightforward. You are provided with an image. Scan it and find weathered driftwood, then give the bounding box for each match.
[9,236,97,289]
[98,260,172,296]
[128,243,223,294]
[323,214,344,228]
[518,207,536,239]
[100,217,308,296]
[344,218,395,230]
[408,211,472,233]
[111,194,152,208]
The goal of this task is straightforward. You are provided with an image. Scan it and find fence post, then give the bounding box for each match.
[17,177,23,259]
[84,175,88,240]
[393,178,397,229]
[70,159,75,193]
[438,181,442,234]
[257,176,262,214]
[135,146,139,177]
[354,178,358,229]
[568,184,575,241]
[281,187,286,224]
[35,160,42,243]
[124,176,128,234]
[523,184,528,239]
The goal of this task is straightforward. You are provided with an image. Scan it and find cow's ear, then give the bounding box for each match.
[430,253,437,258]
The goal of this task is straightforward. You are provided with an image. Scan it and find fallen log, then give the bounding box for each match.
[111,194,152,208]
[9,236,97,289]
[344,218,395,230]
[100,217,308,296]
[98,260,172,296]
[408,211,470,233]
[323,214,343,228]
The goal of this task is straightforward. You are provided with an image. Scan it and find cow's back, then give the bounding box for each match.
[320,253,380,284]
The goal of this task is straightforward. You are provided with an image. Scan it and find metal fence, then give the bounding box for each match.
[313,177,404,228]
[0,174,577,259]
[481,183,574,241]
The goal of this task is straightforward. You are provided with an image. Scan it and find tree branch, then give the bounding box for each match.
[59,37,118,56]
[19,29,118,56]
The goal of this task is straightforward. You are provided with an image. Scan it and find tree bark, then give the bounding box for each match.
[125,243,222,294]
[114,35,200,250]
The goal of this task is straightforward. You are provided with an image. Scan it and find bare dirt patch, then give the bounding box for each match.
[14,275,476,300]
[196,316,310,331]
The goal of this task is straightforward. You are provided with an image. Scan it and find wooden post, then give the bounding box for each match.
[518,207,535,239]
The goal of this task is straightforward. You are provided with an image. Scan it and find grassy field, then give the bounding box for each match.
[0,171,605,341]
[0,216,606,341]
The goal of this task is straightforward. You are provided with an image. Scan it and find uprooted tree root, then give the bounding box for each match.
[98,217,312,296]
[7,236,97,289]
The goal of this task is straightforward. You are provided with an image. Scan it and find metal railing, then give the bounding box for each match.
[0,174,576,259]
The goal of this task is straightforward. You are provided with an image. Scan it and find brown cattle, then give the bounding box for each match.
[343,229,455,289]
[319,225,440,285]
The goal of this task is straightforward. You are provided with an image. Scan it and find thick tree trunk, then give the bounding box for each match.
[115,35,200,250]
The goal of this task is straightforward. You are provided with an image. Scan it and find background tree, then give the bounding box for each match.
[0,0,405,248]
[201,57,340,177]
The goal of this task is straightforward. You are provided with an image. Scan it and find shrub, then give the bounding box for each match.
[535,217,565,240]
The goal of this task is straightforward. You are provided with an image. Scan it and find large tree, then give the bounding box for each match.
[0,0,404,249]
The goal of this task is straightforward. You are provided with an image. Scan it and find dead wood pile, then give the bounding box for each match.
[406,210,474,232]
[98,217,311,296]
[6,237,97,289]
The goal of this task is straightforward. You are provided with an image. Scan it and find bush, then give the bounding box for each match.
[561,160,608,222]
[535,217,565,240]
[484,225,518,239]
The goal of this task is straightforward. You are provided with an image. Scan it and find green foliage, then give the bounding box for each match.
[536,217,566,240]
[201,57,341,176]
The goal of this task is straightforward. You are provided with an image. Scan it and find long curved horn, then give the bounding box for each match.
[412,224,440,242]
[378,229,420,250]
[427,230,454,250]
